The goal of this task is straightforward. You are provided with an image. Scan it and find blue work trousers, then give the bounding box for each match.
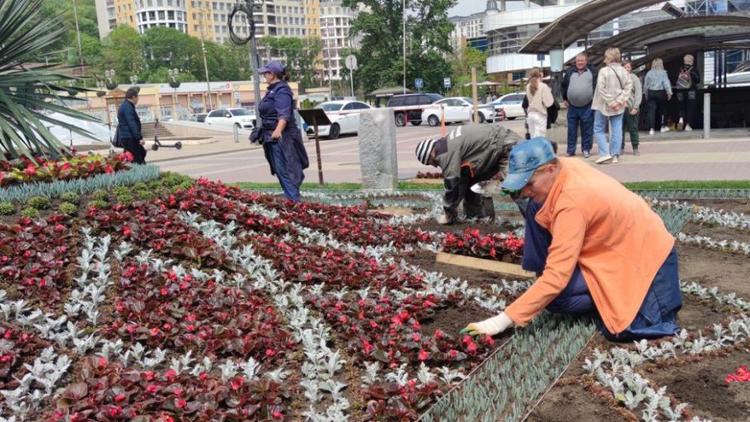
[266,140,302,202]
[521,200,682,341]
[566,104,594,155]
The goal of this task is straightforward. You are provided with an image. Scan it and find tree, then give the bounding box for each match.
[99,26,146,84]
[142,27,201,74]
[0,0,98,159]
[342,0,456,94]
[449,46,488,96]
[38,0,99,65]
[260,36,322,90]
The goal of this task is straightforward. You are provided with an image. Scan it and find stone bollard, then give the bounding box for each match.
[359,109,398,191]
[703,92,711,140]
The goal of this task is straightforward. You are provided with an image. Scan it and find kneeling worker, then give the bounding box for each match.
[465,137,682,341]
[414,124,521,224]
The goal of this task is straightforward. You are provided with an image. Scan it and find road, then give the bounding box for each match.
[155,121,750,184]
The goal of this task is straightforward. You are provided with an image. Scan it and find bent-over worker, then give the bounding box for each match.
[465,137,682,341]
[414,124,521,224]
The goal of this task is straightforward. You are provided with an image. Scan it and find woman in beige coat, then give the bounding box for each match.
[591,48,632,164]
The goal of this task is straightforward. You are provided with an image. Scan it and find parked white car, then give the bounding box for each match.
[488,93,526,120]
[311,100,372,139]
[420,97,497,127]
[204,108,256,129]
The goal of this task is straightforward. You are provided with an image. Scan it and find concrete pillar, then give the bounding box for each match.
[703,92,711,139]
[358,109,398,191]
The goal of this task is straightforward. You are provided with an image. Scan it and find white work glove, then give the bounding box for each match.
[436,213,451,225]
[463,312,514,336]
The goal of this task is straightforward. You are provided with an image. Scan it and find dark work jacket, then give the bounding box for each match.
[259,81,309,175]
[116,99,142,141]
[561,65,599,104]
[435,124,521,215]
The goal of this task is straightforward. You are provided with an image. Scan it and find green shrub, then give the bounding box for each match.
[0,202,14,215]
[161,172,192,188]
[20,207,40,218]
[91,189,110,201]
[116,192,134,204]
[176,180,193,191]
[133,182,149,191]
[26,196,50,210]
[135,189,154,201]
[60,191,80,204]
[58,202,78,216]
[87,199,109,209]
[113,186,131,197]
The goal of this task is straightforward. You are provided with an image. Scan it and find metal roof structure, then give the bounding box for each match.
[631,41,750,70]
[581,15,750,66]
[519,0,667,53]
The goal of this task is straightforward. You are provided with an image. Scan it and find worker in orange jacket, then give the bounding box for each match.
[464,137,682,341]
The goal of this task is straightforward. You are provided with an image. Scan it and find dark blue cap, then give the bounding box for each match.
[258,60,285,74]
[501,137,556,192]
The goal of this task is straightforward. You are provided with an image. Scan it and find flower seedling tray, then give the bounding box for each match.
[435,252,535,279]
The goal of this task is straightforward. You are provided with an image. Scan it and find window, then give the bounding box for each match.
[352,102,370,110]
[404,96,420,106]
[157,0,163,6]
[158,10,165,19]
[320,103,343,112]
[342,103,355,110]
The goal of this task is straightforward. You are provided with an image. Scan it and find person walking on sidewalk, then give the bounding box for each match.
[644,58,673,136]
[116,87,147,164]
[463,138,682,342]
[414,124,521,225]
[256,60,309,202]
[562,52,597,158]
[622,60,643,155]
[591,48,631,164]
[525,68,554,138]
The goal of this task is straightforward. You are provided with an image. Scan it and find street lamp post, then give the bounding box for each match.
[168,68,181,121]
[402,0,406,94]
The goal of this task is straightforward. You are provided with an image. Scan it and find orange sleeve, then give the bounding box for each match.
[505,206,587,326]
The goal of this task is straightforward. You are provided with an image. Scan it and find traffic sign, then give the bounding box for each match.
[443,77,451,88]
[345,55,358,70]
[537,53,546,61]
[415,78,424,90]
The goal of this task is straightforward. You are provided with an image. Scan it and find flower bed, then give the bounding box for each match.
[0,181,747,420]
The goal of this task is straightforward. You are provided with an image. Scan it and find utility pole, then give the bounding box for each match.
[198,7,214,110]
[72,0,86,87]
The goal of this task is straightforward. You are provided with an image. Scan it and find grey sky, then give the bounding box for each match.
[448,0,487,17]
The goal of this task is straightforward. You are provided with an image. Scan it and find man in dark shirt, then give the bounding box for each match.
[116,87,146,164]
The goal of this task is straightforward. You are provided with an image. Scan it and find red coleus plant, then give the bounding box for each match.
[190,178,432,248]
[0,214,73,305]
[46,356,291,421]
[105,260,295,362]
[725,365,750,383]
[86,201,230,269]
[443,228,524,262]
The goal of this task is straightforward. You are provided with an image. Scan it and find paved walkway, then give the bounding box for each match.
[140,122,750,184]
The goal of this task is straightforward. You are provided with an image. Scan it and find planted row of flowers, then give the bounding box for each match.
[442,228,525,262]
[0,153,133,187]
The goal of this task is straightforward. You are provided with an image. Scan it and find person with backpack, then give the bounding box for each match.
[115,87,146,164]
[675,54,701,131]
[591,48,632,164]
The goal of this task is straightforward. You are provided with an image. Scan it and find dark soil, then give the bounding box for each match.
[687,199,750,215]
[402,250,524,293]
[645,348,750,421]
[419,304,498,339]
[678,244,750,300]
[681,221,750,245]
[678,294,734,333]
[527,383,627,422]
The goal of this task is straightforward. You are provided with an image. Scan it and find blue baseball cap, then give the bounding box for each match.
[258,61,285,74]
[501,137,556,192]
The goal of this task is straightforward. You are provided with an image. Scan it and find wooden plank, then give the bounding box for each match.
[435,252,535,278]
[374,207,413,217]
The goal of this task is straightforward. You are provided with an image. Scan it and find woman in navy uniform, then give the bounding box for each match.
[257,61,309,201]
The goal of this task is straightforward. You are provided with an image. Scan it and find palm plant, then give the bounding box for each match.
[0,0,98,160]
